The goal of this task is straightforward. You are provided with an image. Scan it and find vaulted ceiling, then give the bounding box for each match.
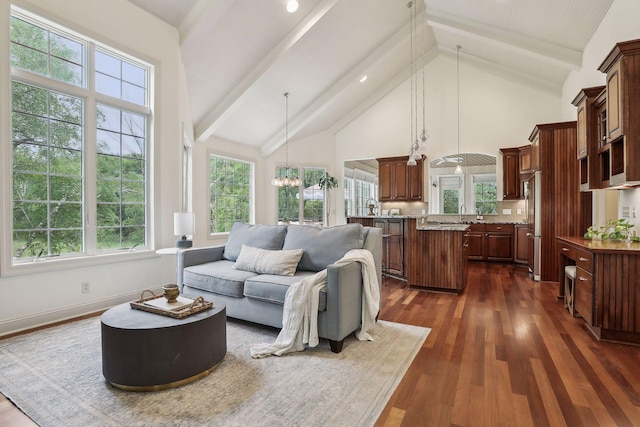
[127,0,614,156]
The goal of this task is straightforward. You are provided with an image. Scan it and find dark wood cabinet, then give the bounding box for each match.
[519,145,532,175]
[500,148,520,200]
[465,224,485,260]
[572,86,606,191]
[514,224,529,264]
[465,223,513,262]
[486,224,514,262]
[598,39,640,186]
[407,219,467,293]
[377,156,423,201]
[528,122,592,282]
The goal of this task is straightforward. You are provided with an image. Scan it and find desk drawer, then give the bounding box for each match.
[574,267,593,325]
[575,248,593,272]
[558,243,575,260]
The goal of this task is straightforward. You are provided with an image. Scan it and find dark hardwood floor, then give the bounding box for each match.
[376,262,640,427]
[3,262,640,426]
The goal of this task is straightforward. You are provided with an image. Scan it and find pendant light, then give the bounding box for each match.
[271,93,300,187]
[407,0,428,166]
[454,45,463,175]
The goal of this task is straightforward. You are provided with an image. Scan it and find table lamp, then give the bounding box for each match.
[174,212,194,248]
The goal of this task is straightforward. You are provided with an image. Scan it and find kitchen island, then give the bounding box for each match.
[408,218,469,293]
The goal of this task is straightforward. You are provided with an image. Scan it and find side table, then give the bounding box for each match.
[101,299,226,391]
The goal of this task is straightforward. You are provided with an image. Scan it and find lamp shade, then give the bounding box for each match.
[174,212,194,237]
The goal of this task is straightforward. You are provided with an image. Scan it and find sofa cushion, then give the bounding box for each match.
[183,260,256,298]
[243,272,327,311]
[282,223,364,272]
[223,222,288,262]
[234,244,303,276]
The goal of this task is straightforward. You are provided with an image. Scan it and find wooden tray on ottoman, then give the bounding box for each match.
[130,290,213,319]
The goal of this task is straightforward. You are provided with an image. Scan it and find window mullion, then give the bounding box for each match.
[84,43,97,255]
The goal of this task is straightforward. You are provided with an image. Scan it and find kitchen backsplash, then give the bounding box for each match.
[379,199,527,222]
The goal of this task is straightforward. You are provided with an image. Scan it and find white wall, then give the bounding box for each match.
[0,0,184,335]
[335,54,562,223]
[560,0,640,228]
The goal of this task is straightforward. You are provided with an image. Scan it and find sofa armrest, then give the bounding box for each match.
[323,260,366,341]
[176,245,225,288]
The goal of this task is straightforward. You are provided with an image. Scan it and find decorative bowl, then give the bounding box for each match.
[162,284,179,303]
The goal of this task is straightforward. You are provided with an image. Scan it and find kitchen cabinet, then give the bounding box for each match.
[407,219,467,293]
[500,148,520,200]
[558,236,640,345]
[348,216,406,280]
[465,224,485,260]
[519,145,532,175]
[514,224,529,264]
[465,223,513,262]
[571,86,605,191]
[598,39,640,186]
[377,156,423,201]
[486,224,514,262]
[528,122,592,282]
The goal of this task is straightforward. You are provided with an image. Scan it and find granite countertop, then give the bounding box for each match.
[348,215,528,225]
[416,223,470,231]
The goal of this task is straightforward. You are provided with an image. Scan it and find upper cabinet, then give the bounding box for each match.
[500,148,520,200]
[377,156,424,202]
[598,39,640,186]
[571,86,606,191]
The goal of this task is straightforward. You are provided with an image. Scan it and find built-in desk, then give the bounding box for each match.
[557,236,640,345]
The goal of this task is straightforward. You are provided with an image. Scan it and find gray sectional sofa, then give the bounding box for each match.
[177,222,382,353]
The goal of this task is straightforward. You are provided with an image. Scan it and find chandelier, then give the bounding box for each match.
[407,0,428,166]
[271,92,300,187]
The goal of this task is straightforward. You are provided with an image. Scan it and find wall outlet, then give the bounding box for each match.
[82,282,90,294]
[517,208,522,214]
[421,209,426,215]
[502,208,512,215]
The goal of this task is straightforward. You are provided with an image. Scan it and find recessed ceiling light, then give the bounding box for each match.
[286,0,299,13]
[359,75,368,83]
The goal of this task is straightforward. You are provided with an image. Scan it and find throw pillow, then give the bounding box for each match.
[233,244,303,276]
[223,222,288,262]
[282,223,363,272]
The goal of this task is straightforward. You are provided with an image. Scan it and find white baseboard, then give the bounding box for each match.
[0,287,163,337]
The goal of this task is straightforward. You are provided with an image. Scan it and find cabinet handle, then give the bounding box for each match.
[526,233,532,237]
[579,256,588,261]
[578,276,588,281]
[561,247,570,252]
[496,226,502,230]
[463,242,469,248]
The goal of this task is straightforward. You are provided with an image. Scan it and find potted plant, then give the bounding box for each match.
[319,172,339,226]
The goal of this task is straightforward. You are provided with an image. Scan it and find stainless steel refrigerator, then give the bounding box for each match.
[525,171,541,280]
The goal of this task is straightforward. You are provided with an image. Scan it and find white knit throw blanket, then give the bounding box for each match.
[250,249,380,358]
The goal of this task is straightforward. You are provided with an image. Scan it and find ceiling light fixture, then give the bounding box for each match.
[407,1,427,166]
[455,45,464,175]
[286,0,299,13]
[271,93,300,187]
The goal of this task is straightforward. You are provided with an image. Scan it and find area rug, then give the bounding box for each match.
[0,317,430,427]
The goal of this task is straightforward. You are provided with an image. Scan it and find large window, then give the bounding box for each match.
[473,174,497,215]
[344,167,378,217]
[9,9,152,264]
[209,155,254,234]
[439,176,463,214]
[277,166,324,226]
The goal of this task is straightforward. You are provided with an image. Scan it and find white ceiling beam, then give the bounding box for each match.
[193,0,338,143]
[178,0,236,44]
[425,10,582,71]
[260,15,428,157]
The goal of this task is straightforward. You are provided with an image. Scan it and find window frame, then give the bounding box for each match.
[208,152,255,237]
[2,6,156,276]
[276,165,326,226]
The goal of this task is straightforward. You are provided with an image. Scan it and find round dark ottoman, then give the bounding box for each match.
[101,299,226,391]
